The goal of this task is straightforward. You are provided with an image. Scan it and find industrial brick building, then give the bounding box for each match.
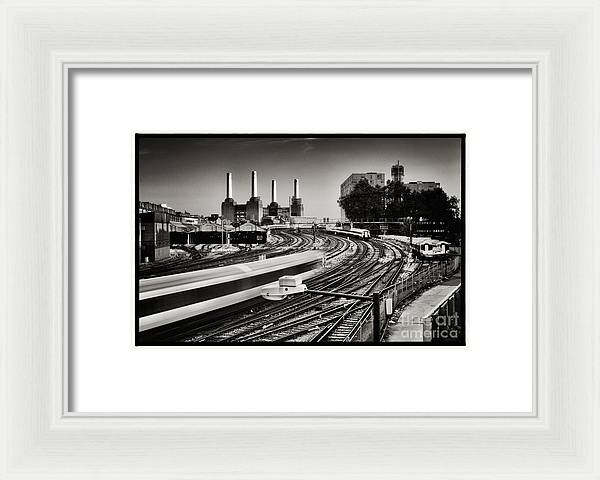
[139,211,171,262]
[139,170,308,263]
[220,172,304,224]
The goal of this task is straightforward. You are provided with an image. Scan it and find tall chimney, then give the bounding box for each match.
[251,171,258,198]
[293,178,299,198]
[226,172,232,199]
[271,179,277,203]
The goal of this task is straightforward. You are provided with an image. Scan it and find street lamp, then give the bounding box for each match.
[216,215,225,245]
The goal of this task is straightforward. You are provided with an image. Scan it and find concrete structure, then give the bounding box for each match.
[227,171,233,198]
[339,172,385,220]
[340,172,386,197]
[230,221,268,244]
[245,170,263,222]
[245,197,263,222]
[169,221,198,244]
[220,172,236,223]
[289,216,318,226]
[267,179,279,216]
[139,202,191,262]
[277,206,291,220]
[220,171,265,224]
[391,161,404,183]
[180,215,200,225]
[290,178,304,216]
[405,181,440,193]
[221,171,309,224]
[386,272,461,343]
[139,201,181,222]
[234,204,247,223]
[139,211,171,262]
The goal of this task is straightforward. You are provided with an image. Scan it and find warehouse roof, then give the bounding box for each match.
[197,223,234,232]
[170,222,197,233]
[237,222,266,232]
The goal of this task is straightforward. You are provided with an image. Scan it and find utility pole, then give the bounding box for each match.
[218,215,224,245]
[372,292,381,343]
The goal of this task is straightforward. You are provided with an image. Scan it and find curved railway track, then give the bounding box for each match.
[176,235,409,344]
[139,229,459,344]
[139,230,315,279]
[138,232,353,342]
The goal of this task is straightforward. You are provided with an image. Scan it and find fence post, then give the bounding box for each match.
[372,292,381,343]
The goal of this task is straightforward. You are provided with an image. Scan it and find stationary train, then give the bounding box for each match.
[380,235,452,259]
[138,250,323,332]
[325,225,371,239]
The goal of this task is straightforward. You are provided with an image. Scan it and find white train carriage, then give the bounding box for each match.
[138,250,323,332]
[325,225,371,239]
[380,235,451,258]
[412,237,450,258]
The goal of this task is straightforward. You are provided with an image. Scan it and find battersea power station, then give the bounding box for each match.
[221,171,304,224]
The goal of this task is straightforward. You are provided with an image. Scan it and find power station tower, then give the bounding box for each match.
[220,172,236,223]
[290,178,304,216]
[267,179,279,217]
[245,170,263,223]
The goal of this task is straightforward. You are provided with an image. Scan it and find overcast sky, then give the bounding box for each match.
[139,136,462,219]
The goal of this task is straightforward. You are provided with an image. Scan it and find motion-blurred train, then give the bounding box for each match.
[138,250,323,333]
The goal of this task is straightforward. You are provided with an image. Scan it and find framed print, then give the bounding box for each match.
[1,1,599,479]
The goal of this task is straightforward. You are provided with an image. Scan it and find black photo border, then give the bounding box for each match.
[135,133,466,347]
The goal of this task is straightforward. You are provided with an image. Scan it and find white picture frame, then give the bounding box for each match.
[1,1,598,478]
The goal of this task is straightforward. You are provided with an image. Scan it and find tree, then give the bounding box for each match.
[339,179,462,242]
[396,187,461,242]
[385,181,411,219]
[338,179,385,220]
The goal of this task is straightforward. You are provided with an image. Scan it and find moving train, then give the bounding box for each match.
[138,250,324,332]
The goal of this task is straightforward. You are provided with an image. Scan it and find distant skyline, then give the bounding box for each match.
[138,136,463,219]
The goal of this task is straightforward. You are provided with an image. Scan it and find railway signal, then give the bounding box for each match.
[261,275,308,301]
[261,275,385,343]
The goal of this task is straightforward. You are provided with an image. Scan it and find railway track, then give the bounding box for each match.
[168,236,365,341]
[178,236,408,343]
[138,232,353,342]
[248,239,407,343]
[139,230,315,278]
[314,241,406,343]
[139,230,459,345]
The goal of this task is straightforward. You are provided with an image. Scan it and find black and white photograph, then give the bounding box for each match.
[136,134,465,345]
